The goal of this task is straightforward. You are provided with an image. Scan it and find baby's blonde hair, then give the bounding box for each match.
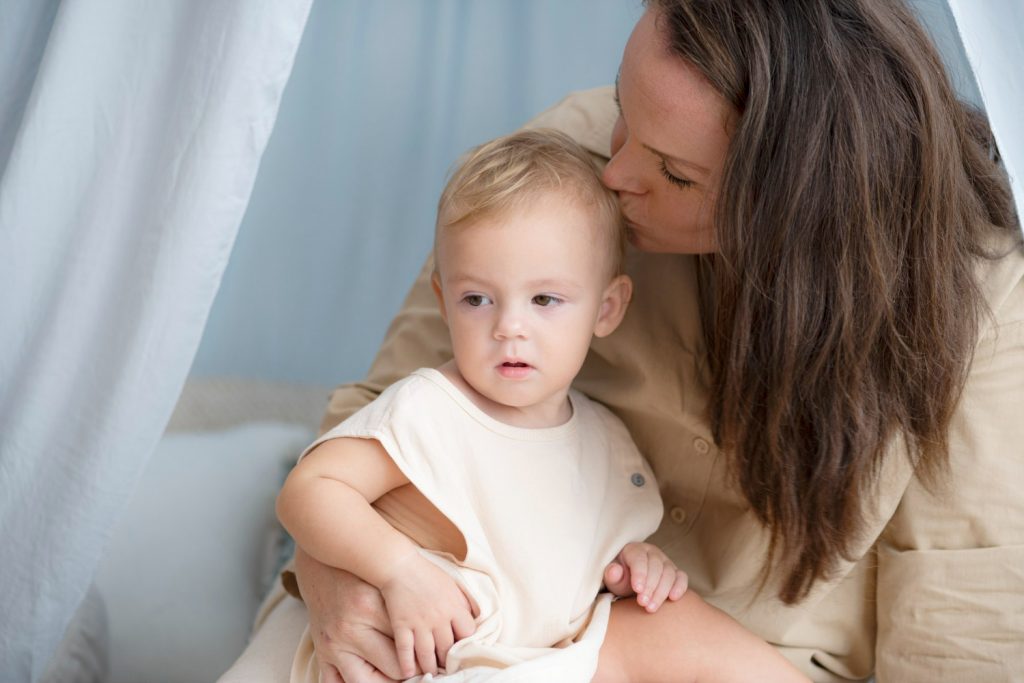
[435,129,625,277]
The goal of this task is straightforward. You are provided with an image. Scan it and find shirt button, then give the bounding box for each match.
[670,507,688,524]
[693,437,710,454]
[630,472,646,487]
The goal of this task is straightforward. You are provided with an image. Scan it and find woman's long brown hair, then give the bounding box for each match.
[648,0,1019,603]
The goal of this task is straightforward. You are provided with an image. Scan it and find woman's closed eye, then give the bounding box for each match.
[462,294,492,307]
[532,294,563,307]
[659,159,694,189]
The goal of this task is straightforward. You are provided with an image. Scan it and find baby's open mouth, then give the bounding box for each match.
[502,362,529,367]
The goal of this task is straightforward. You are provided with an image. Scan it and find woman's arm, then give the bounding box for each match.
[595,591,808,683]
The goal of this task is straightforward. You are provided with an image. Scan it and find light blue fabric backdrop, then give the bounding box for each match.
[191,0,987,390]
[190,0,645,387]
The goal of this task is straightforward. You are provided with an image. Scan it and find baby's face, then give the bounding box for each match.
[435,192,614,416]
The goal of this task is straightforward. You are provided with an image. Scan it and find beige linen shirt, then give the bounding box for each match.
[319,88,1024,682]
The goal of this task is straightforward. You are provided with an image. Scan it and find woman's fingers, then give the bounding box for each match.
[317,660,344,683]
[414,628,439,675]
[453,611,477,641]
[333,653,400,683]
[295,552,404,679]
[434,624,456,669]
[460,584,481,619]
[394,628,417,679]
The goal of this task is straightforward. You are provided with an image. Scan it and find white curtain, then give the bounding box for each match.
[0,0,312,680]
[947,0,1024,228]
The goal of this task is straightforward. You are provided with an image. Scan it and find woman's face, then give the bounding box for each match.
[603,10,735,255]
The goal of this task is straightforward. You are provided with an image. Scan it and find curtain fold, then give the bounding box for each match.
[947,0,1024,227]
[0,1,312,679]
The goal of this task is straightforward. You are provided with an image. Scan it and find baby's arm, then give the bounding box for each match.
[276,438,476,677]
[277,438,412,585]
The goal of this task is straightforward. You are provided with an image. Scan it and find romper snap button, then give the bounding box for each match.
[630,472,646,487]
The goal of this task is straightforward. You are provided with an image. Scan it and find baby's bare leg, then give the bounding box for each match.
[593,591,808,683]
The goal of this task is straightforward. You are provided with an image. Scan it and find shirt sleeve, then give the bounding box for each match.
[875,312,1024,681]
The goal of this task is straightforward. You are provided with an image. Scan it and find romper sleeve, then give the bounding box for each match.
[874,267,1024,680]
[318,87,618,435]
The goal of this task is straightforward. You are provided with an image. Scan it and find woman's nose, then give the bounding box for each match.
[601,117,644,195]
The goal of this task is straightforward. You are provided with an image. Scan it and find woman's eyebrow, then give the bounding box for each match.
[614,73,710,176]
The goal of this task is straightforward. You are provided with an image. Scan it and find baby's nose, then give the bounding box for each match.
[493,309,527,340]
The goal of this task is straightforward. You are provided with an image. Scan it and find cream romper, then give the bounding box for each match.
[289,368,663,682]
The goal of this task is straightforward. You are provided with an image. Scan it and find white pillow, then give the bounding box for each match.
[40,583,109,683]
[94,422,312,683]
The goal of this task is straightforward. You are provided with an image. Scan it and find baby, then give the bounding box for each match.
[277,129,684,682]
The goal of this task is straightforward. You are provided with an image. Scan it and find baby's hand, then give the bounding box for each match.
[603,542,688,613]
[379,554,478,678]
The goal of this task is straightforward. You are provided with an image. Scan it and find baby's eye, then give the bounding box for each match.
[462,294,491,307]
[532,294,561,307]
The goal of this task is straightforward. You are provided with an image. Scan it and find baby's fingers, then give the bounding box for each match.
[645,563,677,612]
[636,553,663,607]
[669,568,689,602]
[623,546,649,595]
[603,561,633,596]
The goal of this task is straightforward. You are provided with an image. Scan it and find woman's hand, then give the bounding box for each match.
[603,542,689,613]
[294,547,406,683]
[379,553,478,678]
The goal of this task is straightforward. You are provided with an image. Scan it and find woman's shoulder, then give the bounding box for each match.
[522,86,616,161]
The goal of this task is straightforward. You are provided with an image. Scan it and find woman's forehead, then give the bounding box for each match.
[619,10,734,168]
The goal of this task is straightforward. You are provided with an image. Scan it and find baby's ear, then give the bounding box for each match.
[594,274,633,338]
[431,271,449,324]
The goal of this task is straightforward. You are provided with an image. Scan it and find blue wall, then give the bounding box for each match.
[190,0,980,387]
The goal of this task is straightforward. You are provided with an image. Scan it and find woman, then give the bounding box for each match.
[221,1,1023,681]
